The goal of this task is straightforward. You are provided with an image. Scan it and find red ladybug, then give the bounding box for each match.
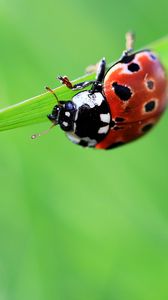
[33,33,168,150]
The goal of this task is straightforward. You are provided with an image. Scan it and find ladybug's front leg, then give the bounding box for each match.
[57,75,95,91]
[58,58,106,92]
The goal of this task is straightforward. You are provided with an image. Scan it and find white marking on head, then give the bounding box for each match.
[100,113,110,123]
[65,111,70,117]
[98,125,109,134]
[63,121,68,127]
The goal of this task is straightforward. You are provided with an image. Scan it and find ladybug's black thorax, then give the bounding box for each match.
[75,99,110,142]
[66,90,111,147]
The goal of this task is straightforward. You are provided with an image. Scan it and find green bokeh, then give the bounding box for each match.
[0,0,168,299]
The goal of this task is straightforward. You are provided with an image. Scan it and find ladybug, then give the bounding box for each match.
[32,33,167,150]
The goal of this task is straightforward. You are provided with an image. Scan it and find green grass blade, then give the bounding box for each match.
[0,36,168,132]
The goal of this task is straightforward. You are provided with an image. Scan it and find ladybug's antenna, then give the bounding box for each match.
[31,87,60,140]
[46,86,59,103]
[31,123,56,140]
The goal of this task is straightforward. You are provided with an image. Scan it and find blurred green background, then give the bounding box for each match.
[0,0,168,299]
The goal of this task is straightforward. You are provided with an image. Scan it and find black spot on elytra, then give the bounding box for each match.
[120,53,135,64]
[112,82,132,101]
[115,117,125,122]
[128,63,140,72]
[150,54,156,60]
[142,123,153,132]
[145,100,155,112]
[147,80,154,90]
[106,141,125,150]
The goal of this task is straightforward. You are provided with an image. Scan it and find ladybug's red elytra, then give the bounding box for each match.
[32,33,168,150]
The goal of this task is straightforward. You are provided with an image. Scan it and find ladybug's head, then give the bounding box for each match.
[31,98,76,140]
[48,101,76,131]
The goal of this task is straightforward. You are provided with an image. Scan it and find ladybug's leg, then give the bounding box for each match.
[125,32,135,54]
[85,63,99,74]
[58,58,106,92]
[95,58,106,82]
[86,58,106,76]
[121,32,135,59]
[57,75,95,91]
[90,58,106,93]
